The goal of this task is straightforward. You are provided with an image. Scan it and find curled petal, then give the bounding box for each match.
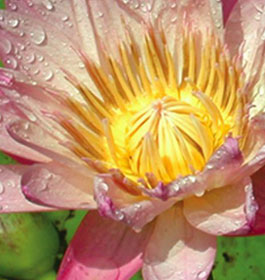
[21,161,96,209]
[142,205,216,280]
[183,177,257,236]
[58,211,154,280]
[0,112,50,164]
[0,165,56,213]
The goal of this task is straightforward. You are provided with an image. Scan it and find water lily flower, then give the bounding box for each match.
[0,0,265,279]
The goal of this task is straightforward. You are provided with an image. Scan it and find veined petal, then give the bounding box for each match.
[142,205,216,280]
[183,177,257,236]
[224,0,265,80]
[58,211,153,280]
[0,1,97,93]
[21,161,96,210]
[0,164,56,213]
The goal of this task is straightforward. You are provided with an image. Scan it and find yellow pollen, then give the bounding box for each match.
[60,26,250,187]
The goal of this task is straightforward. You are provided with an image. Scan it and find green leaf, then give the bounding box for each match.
[0,151,16,164]
[64,210,87,244]
[130,271,143,280]
[213,235,265,280]
[0,0,5,10]
[44,210,70,231]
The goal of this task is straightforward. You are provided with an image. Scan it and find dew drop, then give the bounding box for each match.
[0,38,12,55]
[115,210,124,220]
[97,11,104,18]
[42,0,54,10]
[25,53,36,64]
[62,15,69,22]
[26,0,34,7]
[43,70,54,81]
[0,182,4,194]
[5,56,18,69]
[37,55,44,62]
[8,18,20,28]
[122,0,130,3]
[9,3,18,11]
[194,189,205,197]
[197,271,207,279]
[171,15,178,23]
[30,26,47,45]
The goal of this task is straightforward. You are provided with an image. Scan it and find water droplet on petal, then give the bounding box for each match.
[5,56,18,69]
[194,189,205,197]
[43,69,54,81]
[0,182,4,194]
[42,0,54,10]
[62,15,69,22]
[197,271,207,279]
[8,18,20,28]
[0,38,12,55]
[30,26,47,45]
[25,53,36,64]
[9,3,18,11]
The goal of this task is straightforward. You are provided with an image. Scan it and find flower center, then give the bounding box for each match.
[60,25,249,187]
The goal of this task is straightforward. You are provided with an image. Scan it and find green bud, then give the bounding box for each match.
[0,213,59,279]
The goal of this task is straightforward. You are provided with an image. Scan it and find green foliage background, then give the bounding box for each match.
[1,0,265,279]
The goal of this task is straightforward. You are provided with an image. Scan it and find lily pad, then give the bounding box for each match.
[213,235,265,279]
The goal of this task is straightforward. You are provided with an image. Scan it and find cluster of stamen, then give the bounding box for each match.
[59,24,249,187]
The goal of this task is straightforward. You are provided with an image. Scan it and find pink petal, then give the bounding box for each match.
[94,173,176,231]
[0,164,56,213]
[249,166,265,235]
[183,178,257,236]
[224,0,265,77]
[21,161,96,209]
[0,2,97,93]
[58,211,154,280]
[142,205,216,280]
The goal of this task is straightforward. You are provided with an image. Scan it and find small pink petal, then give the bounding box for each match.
[183,177,257,236]
[58,211,153,280]
[94,174,176,231]
[142,205,216,280]
[0,165,56,213]
[21,161,96,209]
